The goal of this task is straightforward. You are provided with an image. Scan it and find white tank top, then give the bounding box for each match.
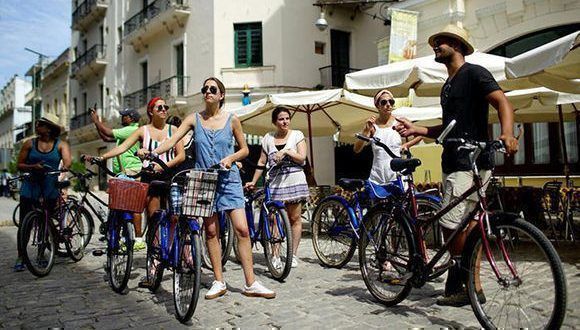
[369,123,401,185]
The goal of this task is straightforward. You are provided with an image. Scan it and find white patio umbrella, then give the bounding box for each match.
[494,87,580,184]
[227,89,378,166]
[505,31,580,94]
[345,51,536,97]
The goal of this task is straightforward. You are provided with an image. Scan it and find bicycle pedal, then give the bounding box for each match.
[92,249,105,256]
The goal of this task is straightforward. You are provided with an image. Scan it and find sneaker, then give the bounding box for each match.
[133,241,146,252]
[13,259,25,272]
[205,280,227,300]
[242,281,276,299]
[272,257,282,270]
[291,255,298,268]
[436,289,486,307]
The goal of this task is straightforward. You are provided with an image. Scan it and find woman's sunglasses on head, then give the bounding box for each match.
[379,98,395,107]
[201,86,218,95]
[156,105,169,112]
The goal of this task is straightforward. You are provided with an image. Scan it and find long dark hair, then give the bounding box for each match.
[203,77,226,108]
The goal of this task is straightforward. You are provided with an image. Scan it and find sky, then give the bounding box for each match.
[0,0,70,87]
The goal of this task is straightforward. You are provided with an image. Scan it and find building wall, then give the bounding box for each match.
[0,76,32,169]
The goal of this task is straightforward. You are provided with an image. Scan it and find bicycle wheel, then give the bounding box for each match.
[414,198,448,280]
[465,217,567,329]
[67,200,94,249]
[311,199,356,268]
[201,212,234,269]
[358,206,414,306]
[262,205,292,281]
[62,206,86,262]
[12,203,20,227]
[18,211,56,277]
[107,212,134,293]
[145,218,164,293]
[173,221,201,323]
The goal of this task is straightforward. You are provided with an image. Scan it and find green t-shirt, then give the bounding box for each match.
[112,123,142,174]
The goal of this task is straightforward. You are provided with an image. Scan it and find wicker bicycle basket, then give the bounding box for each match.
[108,178,150,213]
[182,170,219,218]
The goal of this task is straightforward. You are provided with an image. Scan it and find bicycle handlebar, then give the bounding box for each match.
[140,152,172,173]
[436,119,456,145]
[355,133,408,159]
[80,154,143,178]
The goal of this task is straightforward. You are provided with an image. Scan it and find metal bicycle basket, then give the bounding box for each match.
[108,178,150,213]
[182,170,219,218]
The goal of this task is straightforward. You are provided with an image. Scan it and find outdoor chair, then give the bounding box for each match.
[541,181,576,242]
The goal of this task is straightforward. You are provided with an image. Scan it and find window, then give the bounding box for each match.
[234,22,262,67]
[73,97,77,116]
[532,122,550,164]
[141,61,148,89]
[315,41,325,55]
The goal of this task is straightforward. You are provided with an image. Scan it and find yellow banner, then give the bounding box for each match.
[389,8,418,107]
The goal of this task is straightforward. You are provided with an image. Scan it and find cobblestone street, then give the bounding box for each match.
[0,196,578,329]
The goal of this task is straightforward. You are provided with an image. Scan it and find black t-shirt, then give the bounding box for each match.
[440,63,500,174]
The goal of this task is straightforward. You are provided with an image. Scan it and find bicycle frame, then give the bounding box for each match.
[243,187,287,245]
[155,210,201,268]
[400,148,519,286]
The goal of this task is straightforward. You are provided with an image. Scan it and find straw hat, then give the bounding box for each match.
[37,113,63,136]
[242,83,251,93]
[428,24,475,55]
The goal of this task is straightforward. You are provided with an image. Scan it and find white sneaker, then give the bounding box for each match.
[242,281,276,299]
[272,257,282,270]
[205,280,227,300]
[291,255,298,268]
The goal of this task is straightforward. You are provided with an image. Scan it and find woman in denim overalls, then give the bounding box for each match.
[149,77,275,299]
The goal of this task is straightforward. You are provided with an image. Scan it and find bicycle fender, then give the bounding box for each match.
[315,195,358,224]
[415,193,441,204]
[265,200,285,209]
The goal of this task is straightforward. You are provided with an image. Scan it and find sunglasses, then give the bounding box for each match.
[379,98,395,107]
[156,105,169,112]
[201,85,218,95]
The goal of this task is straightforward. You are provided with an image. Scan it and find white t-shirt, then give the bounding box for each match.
[369,124,401,185]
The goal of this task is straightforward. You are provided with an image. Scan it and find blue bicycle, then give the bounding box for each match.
[142,154,203,323]
[233,160,294,281]
[311,136,443,269]
[83,155,148,294]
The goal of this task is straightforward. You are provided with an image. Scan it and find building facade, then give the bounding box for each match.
[66,0,579,185]
[41,48,71,133]
[0,76,32,169]
[68,0,388,185]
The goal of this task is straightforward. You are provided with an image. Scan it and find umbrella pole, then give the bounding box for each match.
[307,111,315,168]
[557,104,570,187]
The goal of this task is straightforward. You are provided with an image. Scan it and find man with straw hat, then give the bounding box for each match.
[394,24,519,306]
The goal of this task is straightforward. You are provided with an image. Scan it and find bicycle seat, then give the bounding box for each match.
[149,180,171,191]
[56,180,71,189]
[390,158,421,174]
[337,178,365,191]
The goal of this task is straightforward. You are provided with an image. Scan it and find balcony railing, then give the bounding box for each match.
[70,111,92,130]
[71,44,106,77]
[124,76,189,110]
[124,0,187,37]
[319,65,359,88]
[72,0,108,30]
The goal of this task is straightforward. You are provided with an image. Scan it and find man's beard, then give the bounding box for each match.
[434,52,451,64]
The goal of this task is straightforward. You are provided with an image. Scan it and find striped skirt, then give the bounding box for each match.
[269,168,310,203]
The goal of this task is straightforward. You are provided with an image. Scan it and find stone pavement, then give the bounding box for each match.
[0,206,578,329]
